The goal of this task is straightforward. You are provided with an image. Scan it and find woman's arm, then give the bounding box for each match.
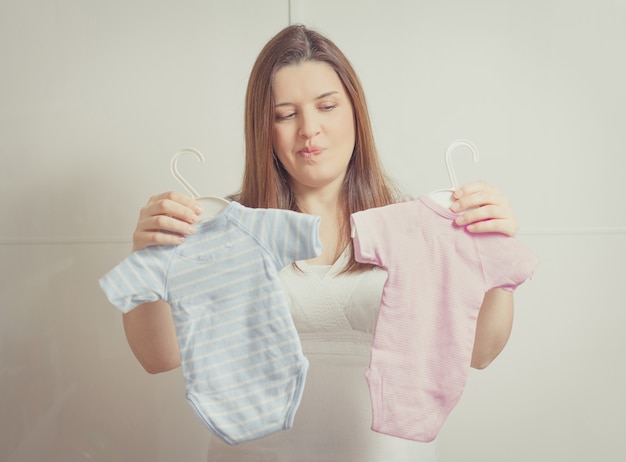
[451,181,518,369]
[123,301,181,374]
[122,191,202,373]
[471,288,514,369]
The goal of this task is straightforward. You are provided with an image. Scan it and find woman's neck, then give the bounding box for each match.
[295,193,348,265]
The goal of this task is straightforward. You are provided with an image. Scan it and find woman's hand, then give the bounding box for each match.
[450,181,518,237]
[132,191,203,251]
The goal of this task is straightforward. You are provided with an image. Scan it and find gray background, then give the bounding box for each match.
[1,0,624,460]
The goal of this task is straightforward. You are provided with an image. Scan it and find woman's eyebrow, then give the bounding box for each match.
[275,91,340,108]
[316,91,339,99]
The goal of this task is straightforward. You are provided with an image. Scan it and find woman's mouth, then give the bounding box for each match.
[299,146,323,159]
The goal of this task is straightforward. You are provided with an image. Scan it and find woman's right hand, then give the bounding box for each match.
[132,191,203,251]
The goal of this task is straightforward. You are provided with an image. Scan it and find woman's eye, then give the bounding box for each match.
[276,112,295,121]
[320,104,336,112]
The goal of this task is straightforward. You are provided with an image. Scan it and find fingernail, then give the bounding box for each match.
[193,202,203,214]
[450,201,460,212]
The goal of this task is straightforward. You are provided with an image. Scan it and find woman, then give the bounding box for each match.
[125,25,518,461]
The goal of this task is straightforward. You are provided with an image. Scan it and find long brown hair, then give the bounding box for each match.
[235,25,399,271]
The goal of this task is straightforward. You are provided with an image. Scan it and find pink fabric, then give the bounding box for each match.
[350,196,539,442]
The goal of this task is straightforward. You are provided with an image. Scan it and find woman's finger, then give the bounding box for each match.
[132,191,202,251]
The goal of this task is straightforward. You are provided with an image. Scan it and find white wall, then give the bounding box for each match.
[1,1,624,461]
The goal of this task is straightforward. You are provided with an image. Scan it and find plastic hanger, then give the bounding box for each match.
[428,139,479,209]
[171,148,230,221]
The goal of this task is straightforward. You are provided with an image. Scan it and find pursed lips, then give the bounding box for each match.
[298,146,323,159]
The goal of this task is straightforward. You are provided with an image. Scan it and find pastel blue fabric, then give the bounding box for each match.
[99,201,322,445]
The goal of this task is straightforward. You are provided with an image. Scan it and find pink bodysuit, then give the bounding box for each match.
[350,196,539,443]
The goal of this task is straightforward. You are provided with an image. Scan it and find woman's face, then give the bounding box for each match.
[272,60,356,194]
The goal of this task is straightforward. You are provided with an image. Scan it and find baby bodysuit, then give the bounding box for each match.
[99,201,322,445]
[350,195,539,443]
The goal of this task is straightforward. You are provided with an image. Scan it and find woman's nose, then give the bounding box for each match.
[298,111,321,139]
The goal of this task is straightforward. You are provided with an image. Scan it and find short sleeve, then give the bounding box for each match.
[475,234,540,292]
[280,210,322,265]
[350,209,381,266]
[247,208,322,267]
[98,245,175,313]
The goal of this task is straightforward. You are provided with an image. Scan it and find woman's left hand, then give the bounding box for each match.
[450,180,518,237]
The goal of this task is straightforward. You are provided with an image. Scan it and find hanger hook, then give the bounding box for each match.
[171,148,204,198]
[445,139,479,190]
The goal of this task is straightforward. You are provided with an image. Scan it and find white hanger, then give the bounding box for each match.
[428,139,479,208]
[171,148,230,221]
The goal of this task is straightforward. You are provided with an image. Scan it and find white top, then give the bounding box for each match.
[206,249,439,461]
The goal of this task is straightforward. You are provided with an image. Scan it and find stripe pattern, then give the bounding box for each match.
[100,201,321,444]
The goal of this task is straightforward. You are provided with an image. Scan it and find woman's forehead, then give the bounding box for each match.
[273,61,344,103]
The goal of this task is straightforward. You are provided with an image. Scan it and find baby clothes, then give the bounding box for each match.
[350,195,539,443]
[205,249,439,462]
[99,201,322,445]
